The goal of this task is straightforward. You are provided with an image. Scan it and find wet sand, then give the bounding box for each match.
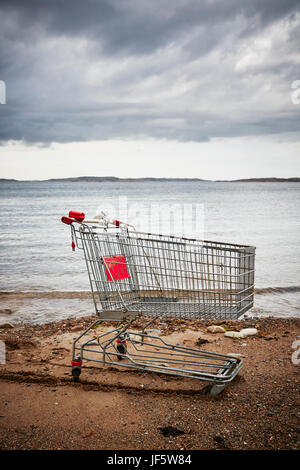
[0,315,299,450]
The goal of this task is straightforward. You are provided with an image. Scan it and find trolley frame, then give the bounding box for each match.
[62,214,255,395]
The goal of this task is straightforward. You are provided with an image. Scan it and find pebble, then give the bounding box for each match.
[207,325,226,334]
[0,323,14,329]
[225,328,258,339]
[240,328,258,337]
[225,331,243,339]
[0,309,13,314]
[70,326,82,332]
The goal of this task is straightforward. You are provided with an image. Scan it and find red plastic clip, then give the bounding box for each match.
[69,211,85,222]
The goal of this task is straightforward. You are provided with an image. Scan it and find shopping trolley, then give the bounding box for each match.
[61,210,255,395]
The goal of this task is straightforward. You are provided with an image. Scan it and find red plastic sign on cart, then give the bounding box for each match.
[103,255,131,282]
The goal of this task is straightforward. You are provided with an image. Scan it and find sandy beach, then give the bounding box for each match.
[0,314,299,450]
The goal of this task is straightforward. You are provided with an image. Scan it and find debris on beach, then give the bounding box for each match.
[213,435,228,448]
[240,328,258,337]
[195,337,209,346]
[207,325,226,334]
[227,352,245,358]
[158,426,185,437]
[70,326,82,332]
[145,329,161,335]
[0,323,14,329]
[225,328,258,339]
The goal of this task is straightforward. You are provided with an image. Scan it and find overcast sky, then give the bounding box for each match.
[0,0,299,180]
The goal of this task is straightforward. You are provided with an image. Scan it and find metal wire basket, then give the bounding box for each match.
[73,224,255,320]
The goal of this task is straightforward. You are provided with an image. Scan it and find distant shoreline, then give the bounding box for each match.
[1,176,300,183]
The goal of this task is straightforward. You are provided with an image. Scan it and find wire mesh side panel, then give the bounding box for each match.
[77,226,255,319]
[237,246,255,315]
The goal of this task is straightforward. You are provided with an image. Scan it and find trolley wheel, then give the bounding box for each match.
[72,367,81,382]
[201,382,225,397]
[116,343,127,361]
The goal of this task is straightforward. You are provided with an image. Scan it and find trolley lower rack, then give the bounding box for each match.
[71,316,242,396]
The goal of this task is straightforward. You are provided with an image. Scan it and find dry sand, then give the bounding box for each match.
[0,315,299,450]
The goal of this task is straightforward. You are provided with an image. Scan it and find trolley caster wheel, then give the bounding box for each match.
[116,343,127,361]
[201,383,225,397]
[72,367,81,382]
[71,356,82,382]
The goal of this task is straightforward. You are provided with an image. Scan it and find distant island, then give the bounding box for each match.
[227,177,300,183]
[0,177,299,183]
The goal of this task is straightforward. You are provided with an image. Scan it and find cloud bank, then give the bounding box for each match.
[0,0,299,144]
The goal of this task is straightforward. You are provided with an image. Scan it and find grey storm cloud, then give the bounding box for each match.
[0,0,299,144]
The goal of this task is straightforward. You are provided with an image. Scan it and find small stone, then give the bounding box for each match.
[196,338,209,346]
[70,326,82,332]
[207,325,226,334]
[225,331,243,339]
[225,328,258,339]
[228,353,245,358]
[213,435,226,446]
[0,309,13,314]
[158,426,185,437]
[0,323,14,329]
[240,328,258,338]
[146,329,161,335]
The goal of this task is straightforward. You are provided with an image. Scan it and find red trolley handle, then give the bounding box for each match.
[61,216,75,225]
[61,210,122,227]
[61,211,85,225]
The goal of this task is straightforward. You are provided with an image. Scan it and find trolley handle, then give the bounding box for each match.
[61,210,129,229]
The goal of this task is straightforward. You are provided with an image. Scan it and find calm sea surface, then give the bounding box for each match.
[0,180,299,323]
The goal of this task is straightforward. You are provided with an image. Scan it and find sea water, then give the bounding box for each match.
[0,180,299,323]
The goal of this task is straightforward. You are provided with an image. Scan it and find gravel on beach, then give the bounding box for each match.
[0,315,299,450]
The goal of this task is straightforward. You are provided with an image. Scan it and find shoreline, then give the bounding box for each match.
[0,315,299,450]
[1,288,300,326]
[2,284,300,299]
[1,177,300,183]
